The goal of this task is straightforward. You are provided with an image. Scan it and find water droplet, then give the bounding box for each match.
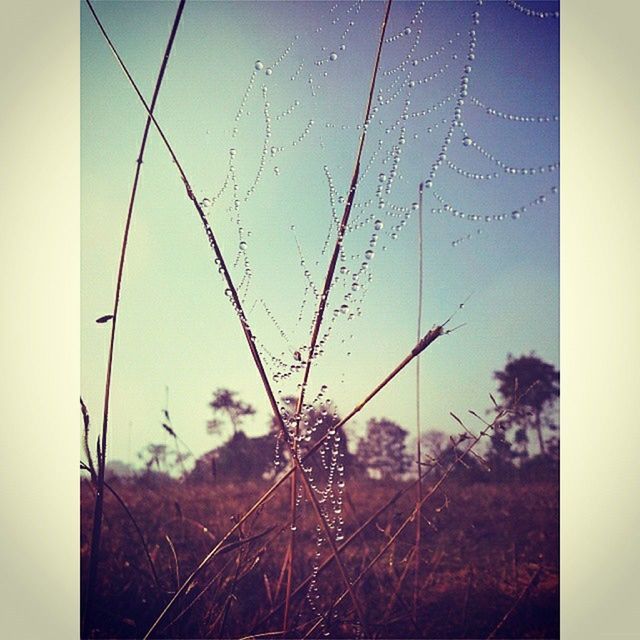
[265,67,273,76]
[463,136,472,146]
[378,173,387,183]
[254,60,264,71]
[374,219,383,230]
[329,52,338,61]
[365,249,375,260]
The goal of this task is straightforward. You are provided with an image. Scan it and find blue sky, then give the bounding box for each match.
[81,0,559,467]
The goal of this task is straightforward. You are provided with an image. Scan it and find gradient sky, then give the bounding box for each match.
[81,0,559,468]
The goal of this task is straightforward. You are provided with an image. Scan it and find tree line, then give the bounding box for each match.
[129,353,559,484]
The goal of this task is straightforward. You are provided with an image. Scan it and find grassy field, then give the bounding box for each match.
[80,3,560,638]
[81,477,558,639]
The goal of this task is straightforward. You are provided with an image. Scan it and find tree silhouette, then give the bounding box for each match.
[207,388,256,439]
[268,396,356,480]
[191,431,274,482]
[493,353,559,457]
[357,418,410,481]
[421,429,448,460]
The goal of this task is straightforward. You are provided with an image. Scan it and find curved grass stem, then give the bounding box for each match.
[82,2,186,635]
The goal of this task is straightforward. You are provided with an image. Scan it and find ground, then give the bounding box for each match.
[81,477,558,639]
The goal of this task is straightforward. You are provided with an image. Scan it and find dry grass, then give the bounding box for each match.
[81,477,558,639]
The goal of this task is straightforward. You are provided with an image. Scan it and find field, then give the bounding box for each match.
[81,477,558,639]
[80,2,560,638]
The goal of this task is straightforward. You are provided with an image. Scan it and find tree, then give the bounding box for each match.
[485,428,519,481]
[421,429,448,460]
[268,396,356,482]
[190,431,275,482]
[104,460,137,480]
[207,388,256,439]
[493,353,559,457]
[357,418,410,481]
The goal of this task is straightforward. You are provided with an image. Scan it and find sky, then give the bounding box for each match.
[81,0,559,469]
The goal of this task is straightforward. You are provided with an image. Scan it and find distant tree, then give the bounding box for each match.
[485,429,519,481]
[492,353,559,457]
[421,429,448,460]
[190,431,274,482]
[268,396,356,481]
[357,418,410,481]
[104,460,137,480]
[207,388,256,439]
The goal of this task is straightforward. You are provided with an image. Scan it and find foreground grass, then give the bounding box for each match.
[81,477,558,639]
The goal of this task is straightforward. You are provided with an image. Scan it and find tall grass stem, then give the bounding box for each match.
[82,2,186,635]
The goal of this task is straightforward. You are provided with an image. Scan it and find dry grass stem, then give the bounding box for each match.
[82,2,186,634]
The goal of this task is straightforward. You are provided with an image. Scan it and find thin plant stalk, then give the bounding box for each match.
[384,547,417,621]
[284,2,393,630]
[342,489,386,591]
[276,544,292,604]
[486,565,542,639]
[414,181,425,621]
[81,463,161,589]
[165,534,181,590]
[82,2,186,636]
[296,0,393,405]
[216,548,244,637]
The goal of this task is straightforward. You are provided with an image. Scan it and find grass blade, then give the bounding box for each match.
[82,2,186,636]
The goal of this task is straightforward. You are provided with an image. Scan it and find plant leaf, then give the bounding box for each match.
[162,422,177,438]
[96,314,114,324]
